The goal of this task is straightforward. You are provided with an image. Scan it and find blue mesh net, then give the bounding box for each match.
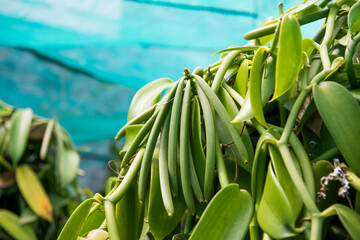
[0,0,319,154]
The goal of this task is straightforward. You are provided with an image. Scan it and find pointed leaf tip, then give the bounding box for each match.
[272,14,302,101]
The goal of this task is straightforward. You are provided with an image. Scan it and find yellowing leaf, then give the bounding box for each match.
[272,14,302,100]
[15,164,53,222]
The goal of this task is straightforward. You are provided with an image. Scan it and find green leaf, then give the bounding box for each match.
[15,164,53,222]
[313,82,360,176]
[233,59,249,98]
[0,209,37,240]
[57,198,96,240]
[322,204,360,239]
[272,14,302,100]
[257,163,299,239]
[249,47,268,127]
[189,184,253,240]
[349,2,360,35]
[148,159,186,240]
[59,149,80,186]
[128,78,172,121]
[79,207,105,237]
[116,180,144,240]
[8,108,33,164]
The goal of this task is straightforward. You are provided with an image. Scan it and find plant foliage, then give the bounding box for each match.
[0,103,84,240]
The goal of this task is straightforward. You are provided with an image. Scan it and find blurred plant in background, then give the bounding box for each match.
[0,102,86,240]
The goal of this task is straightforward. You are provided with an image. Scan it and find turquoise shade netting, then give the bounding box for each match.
[0,0,320,149]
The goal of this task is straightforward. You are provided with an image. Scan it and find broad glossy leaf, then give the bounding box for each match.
[79,207,105,236]
[58,198,95,240]
[322,204,360,239]
[313,82,360,176]
[257,163,299,239]
[148,159,186,240]
[8,108,33,164]
[116,180,144,240]
[349,2,360,35]
[78,229,109,240]
[233,59,249,98]
[128,78,172,121]
[272,14,302,100]
[312,160,338,211]
[15,164,53,222]
[0,209,37,240]
[189,184,253,240]
[59,149,80,186]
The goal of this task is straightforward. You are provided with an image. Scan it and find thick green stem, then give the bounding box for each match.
[289,134,316,199]
[309,215,324,240]
[318,0,331,8]
[107,148,145,203]
[211,50,241,94]
[277,142,319,215]
[104,200,120,240]
[244,9,329,40]
[249,216,261,240]
[346,168,360,192]
[279,66,335,144]
[319,5,339,69]
[345,32,360,88]
[279,88,311,143]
